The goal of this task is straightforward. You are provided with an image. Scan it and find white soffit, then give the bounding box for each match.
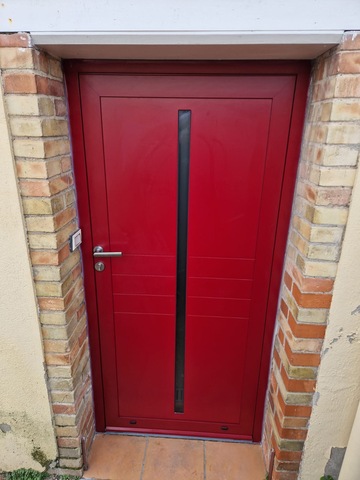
[31,31,343,60]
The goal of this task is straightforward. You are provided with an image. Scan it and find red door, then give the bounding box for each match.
[70,65,308,440]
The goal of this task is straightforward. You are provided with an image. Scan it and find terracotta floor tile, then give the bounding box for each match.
[83,434,146,480]
[205,441,266,480]
[142,437,204,480]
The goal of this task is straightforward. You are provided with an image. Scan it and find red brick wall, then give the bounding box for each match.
[0,33,95,476]
[262,32,360,479]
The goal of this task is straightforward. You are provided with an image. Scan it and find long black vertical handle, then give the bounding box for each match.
[174,110,191,413]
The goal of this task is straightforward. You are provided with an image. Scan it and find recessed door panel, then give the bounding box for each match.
[103,98,178,257]
[187,99,271,258]
[185,315,249,423]
[101,98,178,422]
[115,313,175,419]
[184,99,271,426]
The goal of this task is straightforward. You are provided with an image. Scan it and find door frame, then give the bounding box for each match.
[64,60,310,441]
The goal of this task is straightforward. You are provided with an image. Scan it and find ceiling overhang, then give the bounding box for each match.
[31,31,343,60]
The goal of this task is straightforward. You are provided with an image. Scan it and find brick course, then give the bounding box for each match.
[0,33,94,476]
[262,32,360,479]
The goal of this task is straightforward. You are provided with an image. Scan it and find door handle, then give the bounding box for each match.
[93,246,123,257]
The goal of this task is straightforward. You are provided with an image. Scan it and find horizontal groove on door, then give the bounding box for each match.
[112,274,175,295]
[187,257,255,278]
[186,297,251,317]
[113,294,175,314]
[187,277,253,298]
[111,254,176,275]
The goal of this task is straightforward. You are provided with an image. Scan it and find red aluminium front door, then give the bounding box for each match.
[75,69,301,440]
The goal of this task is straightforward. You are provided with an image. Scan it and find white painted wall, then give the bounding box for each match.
[2,0,360,32]
[300,166,360,479]
[0,77,57,472]
[5,0,359,59]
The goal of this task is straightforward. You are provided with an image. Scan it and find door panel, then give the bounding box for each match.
[115,313,175,419]
[101,98,178,423]
[185,315,248,423]
[187,99,271,258]
[102,98,178,256]
[184,98,273,429]
[78,72,298,439]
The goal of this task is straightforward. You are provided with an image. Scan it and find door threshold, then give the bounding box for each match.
[103,430,257,444]
[105,424,252,441]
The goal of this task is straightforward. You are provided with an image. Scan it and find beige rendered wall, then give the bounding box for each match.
[300,164,360,477]
[0,75,57,472]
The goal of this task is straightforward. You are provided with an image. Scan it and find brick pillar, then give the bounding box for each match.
[0,33,95,476]
[262,32,360,479]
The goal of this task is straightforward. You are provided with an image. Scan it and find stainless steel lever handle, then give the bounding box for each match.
[93,246,123,257]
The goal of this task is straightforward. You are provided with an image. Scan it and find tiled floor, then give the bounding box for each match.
[83,434,266,480]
